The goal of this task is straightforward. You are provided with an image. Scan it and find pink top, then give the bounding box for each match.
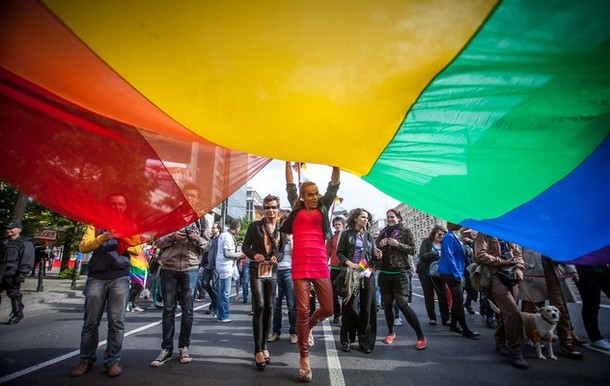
[291,209,329,280]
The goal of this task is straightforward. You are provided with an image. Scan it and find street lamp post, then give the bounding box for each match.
[36,247,51,292]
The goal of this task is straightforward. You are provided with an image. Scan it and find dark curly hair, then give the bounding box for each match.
[346,208,372,230]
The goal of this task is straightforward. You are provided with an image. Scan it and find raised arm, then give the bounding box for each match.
[330,166,340,185]
[285,161,298,209]
[285,161,294,184]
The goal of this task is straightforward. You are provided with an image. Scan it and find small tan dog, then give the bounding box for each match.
[489,301,560,360]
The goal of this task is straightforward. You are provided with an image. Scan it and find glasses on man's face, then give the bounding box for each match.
[264,205,278,210]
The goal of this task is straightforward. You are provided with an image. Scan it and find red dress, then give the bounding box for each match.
[291,209,329,280]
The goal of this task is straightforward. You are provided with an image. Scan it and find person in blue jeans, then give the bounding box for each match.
[215,220,243,322]
[200,222,221,316]
[268,234,297,344]
[150,183,211,367]
[70,193,143,378]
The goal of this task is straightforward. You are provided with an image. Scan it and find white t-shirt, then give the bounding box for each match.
[215,230,237,279]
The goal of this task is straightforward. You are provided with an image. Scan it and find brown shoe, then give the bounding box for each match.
[106,363,123,377]
[571,331,587,346]
[70,361,92,377]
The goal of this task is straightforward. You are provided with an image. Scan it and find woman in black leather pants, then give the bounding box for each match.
[241,194,285,370]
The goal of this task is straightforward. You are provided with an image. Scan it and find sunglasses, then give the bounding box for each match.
[264,205,278,210]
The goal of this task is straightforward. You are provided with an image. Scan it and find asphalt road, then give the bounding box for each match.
[1,278,609,386]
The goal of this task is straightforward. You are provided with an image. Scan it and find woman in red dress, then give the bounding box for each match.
[280,162,340,382]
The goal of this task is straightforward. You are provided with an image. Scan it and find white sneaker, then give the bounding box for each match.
[591,338,610,351]
[394,318,403,326]
[132,305,144,312]
[290,334,298,344]
[179,347,192,364]
[268,332,280,342]
[150,349,172,367]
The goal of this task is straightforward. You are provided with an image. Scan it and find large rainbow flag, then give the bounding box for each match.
[1,0,608,263]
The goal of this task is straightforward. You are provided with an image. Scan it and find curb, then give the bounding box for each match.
[0,274,86,313]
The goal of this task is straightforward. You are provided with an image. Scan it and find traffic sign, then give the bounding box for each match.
[35,229,57,240]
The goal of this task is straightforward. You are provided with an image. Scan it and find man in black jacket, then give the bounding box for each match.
[0,221,35,324]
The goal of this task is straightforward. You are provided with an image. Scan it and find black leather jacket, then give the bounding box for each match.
[242,219,285,273]
[337,229,375,267]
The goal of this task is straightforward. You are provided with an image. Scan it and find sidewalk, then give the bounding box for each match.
[0,269,86,314]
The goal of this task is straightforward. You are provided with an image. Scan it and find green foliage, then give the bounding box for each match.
[57,268,77,280]
[236,217,252,242]
[0,179,86,250]
[0,180,19,223]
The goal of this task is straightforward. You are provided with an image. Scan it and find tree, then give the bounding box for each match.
[0,179,86,271]
[236,217,252,243]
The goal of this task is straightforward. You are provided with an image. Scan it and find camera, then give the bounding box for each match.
[183,226,199,242]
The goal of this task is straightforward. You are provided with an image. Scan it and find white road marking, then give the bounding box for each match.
[322,318,346,386]
[0,302,211,384]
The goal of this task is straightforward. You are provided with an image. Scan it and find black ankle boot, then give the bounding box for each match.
[8,297,23,324]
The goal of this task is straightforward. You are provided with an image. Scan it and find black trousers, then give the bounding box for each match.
[250,269,276,353]
[340,275,377,351]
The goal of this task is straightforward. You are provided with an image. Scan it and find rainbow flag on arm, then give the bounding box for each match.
[358,259,373,279]
[130,253,149,288]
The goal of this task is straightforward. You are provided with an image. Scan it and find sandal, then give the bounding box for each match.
[255,352,266,370]
[384,333,396,344]
[299,357,312,382]
[263,349,270,364]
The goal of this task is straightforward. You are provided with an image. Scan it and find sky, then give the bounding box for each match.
[246,160,400,222]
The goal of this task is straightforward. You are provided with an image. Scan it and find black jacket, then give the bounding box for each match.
[416,238,439,275]
[337,229,375,267]
[280,182,339,240]
[0,236,35,279]
[242,220,285,273]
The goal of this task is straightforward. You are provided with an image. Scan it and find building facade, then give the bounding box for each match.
[369,203,446,249]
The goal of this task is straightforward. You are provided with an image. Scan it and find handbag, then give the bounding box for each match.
[466,263,491,291]
[496,264,519,288]
[428,260,440,277]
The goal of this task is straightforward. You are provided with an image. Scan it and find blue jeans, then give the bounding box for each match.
[150,274,162,302]
[201,268,218,312]
[160,269,199,350]
[217,276,233,320]
[273,269,296,335]
[80,275,129,367]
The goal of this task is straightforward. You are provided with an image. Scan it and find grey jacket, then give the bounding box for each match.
[156,217,210,272]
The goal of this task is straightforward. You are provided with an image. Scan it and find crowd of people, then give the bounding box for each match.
[4,164,607,382]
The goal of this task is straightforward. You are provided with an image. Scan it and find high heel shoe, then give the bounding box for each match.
[263,349,270,364]
[299,357,312,382]
[255,352,267,370]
